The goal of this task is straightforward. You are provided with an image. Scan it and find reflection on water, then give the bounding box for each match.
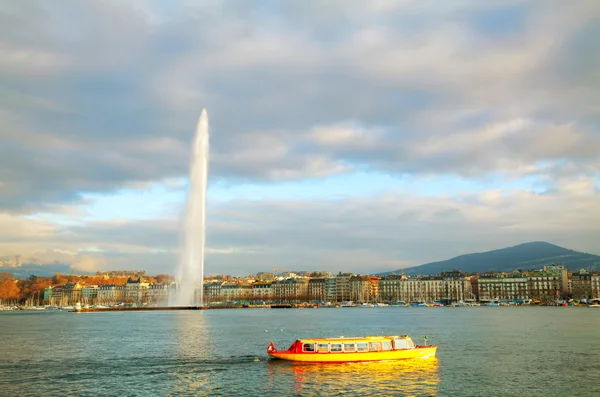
[173,311,211,360]
[169,312,269,396]
[171,312,215,395]
[267,358,440,396]
[169,312,440,396]
[4,309,598,396]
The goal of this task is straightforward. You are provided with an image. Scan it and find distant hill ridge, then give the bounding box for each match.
[0,263,74,279]
[381,241,600,276]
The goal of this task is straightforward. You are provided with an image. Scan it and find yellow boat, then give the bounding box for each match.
[267,335,436,363]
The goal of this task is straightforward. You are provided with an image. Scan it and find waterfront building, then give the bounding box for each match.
[48,286,64,306]
[125,277,149,305]
[62,282,82,305]
[470,277,479,301]
[349,275,380,302]
[220,282,238,302]
[44,286,53,304]
[45,283,83,306]
[440,270,473,303]
[379,272,471,303]
[307,277,337,302]
[252,281,272,301]
[366,276,380,301]
[117,285,126,302]
[477,275,529,301]
[412,276,445,302]
[307,278,326,302]
[379,274,408,302]
[324,277,337,302]
[335,273,353,302]
[81,285,99,304]
[97,284,119,305]
[147,283,170,306]
[28,264,600,308]
[528,272,564,302]
[349,275,369,303]
[380,276,434,303]
[569,271,592,300]
[592,273,600,299]
[382,276,443,303]
[272,278,308,303]
[544,264,569,295]
[203,281,223,303]
[221,283,252,303]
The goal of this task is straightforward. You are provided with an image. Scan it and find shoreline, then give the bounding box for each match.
[73,305,258,312]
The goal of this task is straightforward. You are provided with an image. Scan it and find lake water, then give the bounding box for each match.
[1,307,599,396]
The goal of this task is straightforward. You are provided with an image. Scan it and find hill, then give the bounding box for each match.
[382,241,600,276]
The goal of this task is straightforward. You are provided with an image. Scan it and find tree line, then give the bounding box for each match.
[0,272,173,304]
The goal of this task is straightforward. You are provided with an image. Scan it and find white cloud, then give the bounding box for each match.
[0,0,598,274]
[0,46,70,75]
[2,177,597,275]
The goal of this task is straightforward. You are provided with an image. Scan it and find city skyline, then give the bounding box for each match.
[5,264,599,308]
[1,1,599,276]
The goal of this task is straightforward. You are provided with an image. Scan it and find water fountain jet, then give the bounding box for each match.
[175,109,209,306]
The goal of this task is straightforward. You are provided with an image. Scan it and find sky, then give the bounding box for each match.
[1,0,599,276]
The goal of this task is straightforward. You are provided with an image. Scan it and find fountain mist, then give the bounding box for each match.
[175,109,209,306]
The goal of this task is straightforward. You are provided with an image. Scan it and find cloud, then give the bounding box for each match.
[70,256,106,273]
[0,1,598,274]
[2,179,598,275]
[303,118,600,179]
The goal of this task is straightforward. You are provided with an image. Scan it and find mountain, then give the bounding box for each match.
[0,263,74,279]
[381,241,600,276]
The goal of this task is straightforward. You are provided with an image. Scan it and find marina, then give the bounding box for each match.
[3,298,600,313]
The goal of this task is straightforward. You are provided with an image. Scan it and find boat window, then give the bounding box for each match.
[357,342,369,352]
[407,339,415,349]
[303,343,315,352]
[369,342,381,352]
[330,343,343,352]
[381,341,392,351]
[343,343,356,352]
[316,343,329,353]
[394,339,408,349]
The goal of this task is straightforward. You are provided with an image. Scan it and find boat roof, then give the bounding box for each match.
[299,335,411,344]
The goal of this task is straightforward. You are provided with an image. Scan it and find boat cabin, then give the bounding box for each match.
[284,336,416,354]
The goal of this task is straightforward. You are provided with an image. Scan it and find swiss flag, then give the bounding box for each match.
[267,341,276,352]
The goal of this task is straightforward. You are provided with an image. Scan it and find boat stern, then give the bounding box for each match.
[267,341,277,355]
[267,339,304,360]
